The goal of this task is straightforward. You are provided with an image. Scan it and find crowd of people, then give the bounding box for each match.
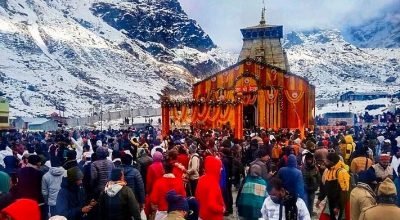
[0,122,400,220]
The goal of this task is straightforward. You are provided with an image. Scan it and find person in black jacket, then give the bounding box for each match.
[56,167,97,220]
[221,147,234,216]
[98,168,142,220]
[301,152,321,216]
[16,154,47,220]
[120,154,145,209]
[63,150,78,170]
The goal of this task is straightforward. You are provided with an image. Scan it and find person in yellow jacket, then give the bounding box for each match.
[316,153,350,220]
[340,135,355,165]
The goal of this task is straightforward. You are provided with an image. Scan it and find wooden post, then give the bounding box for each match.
[234,94,244,140]
[161,104,170,138]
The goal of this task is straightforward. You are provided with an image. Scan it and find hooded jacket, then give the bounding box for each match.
[55,178,86,220]
[2,199,40,220]
[341,135,355,161]
[146,161,164,194]
[301,160,321,193]
[42,166,65,206]
[195,156,224,220]
[278,155,307,202]
[98,181,142,220]
[150,173,186,211]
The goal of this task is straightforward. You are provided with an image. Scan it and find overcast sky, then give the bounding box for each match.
[179,0,397,51]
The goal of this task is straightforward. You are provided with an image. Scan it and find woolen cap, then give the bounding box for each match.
[67,167,83,182]
[378,178,397,196]
[166,190,189,213]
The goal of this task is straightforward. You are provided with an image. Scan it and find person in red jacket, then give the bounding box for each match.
[168,150,187,181]
[145,151,165,219]
[146,152,165,194]
[177,145,190,170]
[196,156,225,220]
[1,199,40,220]
[150,159,186,220]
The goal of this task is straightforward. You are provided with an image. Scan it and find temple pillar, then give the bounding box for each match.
[234,95,244,140]
[161,100,170,138]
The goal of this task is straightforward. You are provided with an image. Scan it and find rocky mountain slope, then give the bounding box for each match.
[284,29,400,100]
[1,0,399,117]
[0,0,235,117]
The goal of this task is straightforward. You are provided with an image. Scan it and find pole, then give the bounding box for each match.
[100,103,103,131]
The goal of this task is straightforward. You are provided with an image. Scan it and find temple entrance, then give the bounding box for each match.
[243,105,256,129]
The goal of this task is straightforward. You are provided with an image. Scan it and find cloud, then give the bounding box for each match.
[179,0,398,51]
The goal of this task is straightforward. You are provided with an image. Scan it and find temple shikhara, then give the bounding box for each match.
[161,7,315,139]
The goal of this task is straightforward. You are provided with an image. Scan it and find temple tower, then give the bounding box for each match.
[238,6,289,71]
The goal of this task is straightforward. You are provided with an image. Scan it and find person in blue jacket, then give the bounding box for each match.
[278,154,307,203]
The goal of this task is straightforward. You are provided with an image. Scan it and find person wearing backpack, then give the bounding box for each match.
[98,168,142,220]
[187,144,201,196]
[350,142,373,175]
[316,153,350,220]
[301,152,320,216]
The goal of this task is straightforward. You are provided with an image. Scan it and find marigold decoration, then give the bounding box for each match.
[161,58,315,139]
[208,106,221,122]
[219,105,231,124]
[243,94,258,105]
[196,105,210,122]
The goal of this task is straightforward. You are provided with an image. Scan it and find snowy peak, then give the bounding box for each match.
[343,3,400,48]
[0,0,234,117]
[284,29,400,100]
[284,29,346,48]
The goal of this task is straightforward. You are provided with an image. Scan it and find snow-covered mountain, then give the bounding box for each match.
[0,0,235,117]
[1,0,399,117]
[284,29,400,100]
[343,2,400,48]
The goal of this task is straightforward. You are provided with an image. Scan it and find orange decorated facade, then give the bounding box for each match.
[161,10,315,139]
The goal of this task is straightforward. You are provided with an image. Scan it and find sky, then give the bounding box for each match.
[179,0,398,51]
